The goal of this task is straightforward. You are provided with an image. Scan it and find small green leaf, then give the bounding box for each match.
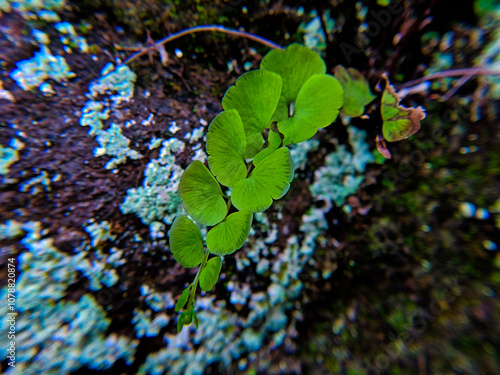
[193,310,199,329]
[206,109,247,187]
[333,65,376,117]
[222,70,282,158]
[169,215,205,268]
[177,313,185,333]
[199,256,223,291]
[277,74,344,145]
[206,211,253,255]
[183,310,193,325]
[175,286,191,312]
[178,161,227,226]
[232,147,294,212]
[381,77,426,142]
[261,44,326,122]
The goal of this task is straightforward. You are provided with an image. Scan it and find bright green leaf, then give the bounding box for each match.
[261,44,326,122]
[199,256,223,291]
[222,70,282,158]
[277,74,344,145]
[178,161,227,226]
[206,109,247,187]
[206,210,253,255]
[168,215,205,268]
[381,77,426,142]
[175,286,191,312]
[333,65,376,117]
[252,130,281,166]
[232,147,294,212]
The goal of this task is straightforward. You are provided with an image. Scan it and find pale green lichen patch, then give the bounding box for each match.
[0,222,138,374]
[55,22,89,53]
[88,63,136,104]
[120,138,185,227]
[298,9,335,52]
[311,126,375,206]
[19,170,51,194]
[94,123,142,170]
[0,144,19,176]
[10,45,75,93]
[0,0,66,19]
[79,63,143,169]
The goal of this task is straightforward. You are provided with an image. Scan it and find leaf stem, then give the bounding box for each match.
[123,25,284,65]
[188,249,210,310]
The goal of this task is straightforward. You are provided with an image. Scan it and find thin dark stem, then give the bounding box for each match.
[441,74,472,101]
[123,25,283,65]
[397,68,500,89]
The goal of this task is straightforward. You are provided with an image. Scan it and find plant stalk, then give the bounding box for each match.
[188,249,210,309]
[397,67,500,89]
[124,25,283,65]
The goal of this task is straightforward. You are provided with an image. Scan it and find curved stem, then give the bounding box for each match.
[123,25,283,65]
[397,67,500,89]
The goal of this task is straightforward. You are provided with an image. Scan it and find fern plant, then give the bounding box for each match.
[168,43,425,332]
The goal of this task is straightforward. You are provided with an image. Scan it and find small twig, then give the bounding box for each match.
[441,74,472,101]
[397,68,500,89]
[123,25,284,65]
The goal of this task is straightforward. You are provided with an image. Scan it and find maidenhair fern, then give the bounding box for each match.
[168,43,425,332]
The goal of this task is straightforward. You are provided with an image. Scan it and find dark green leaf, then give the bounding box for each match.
[177,313,185,333]
[183,310,193,325]
[175,286,191,312]
[199,256,223,291]
[333,65,376,117]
